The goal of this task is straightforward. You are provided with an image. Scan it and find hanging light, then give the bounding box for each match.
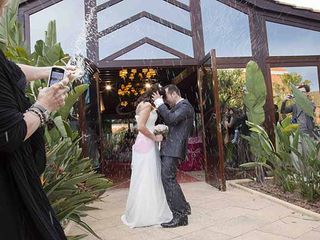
[105,81,112,91]
[145,82,151,89]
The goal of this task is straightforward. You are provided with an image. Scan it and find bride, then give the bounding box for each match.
[121,85,172,228]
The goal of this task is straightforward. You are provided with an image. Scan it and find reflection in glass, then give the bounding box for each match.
[218,69,252,175]
[267,22,320,56]
[30,0,86,56]
[198,59,224,189]
[271,66,320,125]
[99,18,193,59]
[97,0,191,31]
[201,0,252,56]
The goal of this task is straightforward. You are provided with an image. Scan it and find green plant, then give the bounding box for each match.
[218,69,245,109]
[241,61,268,183]
[243,61,267,126]
[45,137,112,239]
[290,133,320,201]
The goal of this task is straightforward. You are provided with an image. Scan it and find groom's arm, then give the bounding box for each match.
[157,103,192,126]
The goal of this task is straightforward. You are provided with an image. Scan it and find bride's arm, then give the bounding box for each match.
[137,102,158,141]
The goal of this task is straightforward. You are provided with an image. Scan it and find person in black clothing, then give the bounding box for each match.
[0,3,74,236]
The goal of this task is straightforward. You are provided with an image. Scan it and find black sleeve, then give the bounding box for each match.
[0,70,27,153]
[158,102,193,126]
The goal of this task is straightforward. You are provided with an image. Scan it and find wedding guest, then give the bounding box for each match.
[281,84,315,137]
[0,2,73,238]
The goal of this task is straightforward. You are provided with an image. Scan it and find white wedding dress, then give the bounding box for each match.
[121,109,172,228]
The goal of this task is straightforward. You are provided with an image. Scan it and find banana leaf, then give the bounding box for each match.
[290,83,314,117]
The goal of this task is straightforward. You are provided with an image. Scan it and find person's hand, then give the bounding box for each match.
[284,95,293,101]
[152,91,162,102]
[37,77,70,113]
[154,134,163,142]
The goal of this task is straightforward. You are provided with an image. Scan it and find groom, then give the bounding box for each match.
[152,84,194,228]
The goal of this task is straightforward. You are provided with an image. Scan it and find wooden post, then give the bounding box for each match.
[79,94,88,157]
[85,0,99,63]
[190,0,205,60]
[210,49,226,191]
[94,73,104,164]
[249,9,275,143]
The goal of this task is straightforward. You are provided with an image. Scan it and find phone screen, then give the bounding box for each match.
[49,68,65,86]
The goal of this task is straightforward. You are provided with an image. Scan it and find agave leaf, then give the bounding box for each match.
[69,214,102,240]
[53,116,68,138]
[57,84,89,120]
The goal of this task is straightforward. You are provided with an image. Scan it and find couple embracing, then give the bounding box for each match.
[121,84,195,228]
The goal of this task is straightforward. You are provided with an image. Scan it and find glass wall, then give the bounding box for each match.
[115,44,179,60]
[267,22,320,56]
[99,18,193,60]
[201,0,252,57]
[29,0,86,56]
[97,0,191,31]
[271,66,320,125]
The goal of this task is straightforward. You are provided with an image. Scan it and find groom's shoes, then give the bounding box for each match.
[161,215,188,228]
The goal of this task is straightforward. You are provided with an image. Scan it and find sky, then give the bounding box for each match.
[29,0,320,91]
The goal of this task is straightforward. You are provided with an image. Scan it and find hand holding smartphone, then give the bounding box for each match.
[48,67,66,87]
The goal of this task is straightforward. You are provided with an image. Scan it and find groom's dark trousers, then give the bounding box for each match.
[161,156,188,217]
[157,99,195,218]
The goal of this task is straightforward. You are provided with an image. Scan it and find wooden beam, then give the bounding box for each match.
[98,11,192,38]
[244,0,320,23]
[97,58,198,69]
[217,0,249,15]
[96,0,124,12]
[101,37,192,61]
[163,0,190,11]
[172,66,196,85]
[267,55,320,67]
[216,57,253,69]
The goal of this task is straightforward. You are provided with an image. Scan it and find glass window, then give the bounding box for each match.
[178,0,189,5]
[97,0,191,32]
[99,18,193,60]
[267,22,320,56]
[115,44,179,60]
[97,0,189,5]
[30,0,86,56]
[96,0,106,5]
[201,0,252,57]
[271,66,320,124]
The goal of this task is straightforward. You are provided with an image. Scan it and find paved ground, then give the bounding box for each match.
[68,182,320,240]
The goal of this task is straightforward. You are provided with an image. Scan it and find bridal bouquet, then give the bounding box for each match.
[154,124,169,137]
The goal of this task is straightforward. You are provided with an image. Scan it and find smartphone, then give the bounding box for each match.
[48,67,66,87]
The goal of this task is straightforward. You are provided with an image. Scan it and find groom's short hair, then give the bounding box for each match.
[165,84,181,96]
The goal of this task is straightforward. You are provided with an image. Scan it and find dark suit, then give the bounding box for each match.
[157,99,194,217]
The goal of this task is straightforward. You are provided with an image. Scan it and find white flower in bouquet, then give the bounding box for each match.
[154,124,169,136]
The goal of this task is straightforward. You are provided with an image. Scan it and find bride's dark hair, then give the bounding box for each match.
[136,83,165,106]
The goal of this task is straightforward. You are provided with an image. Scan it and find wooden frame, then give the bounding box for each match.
[17,0,320,188]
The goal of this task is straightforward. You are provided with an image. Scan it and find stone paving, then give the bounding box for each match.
[68,182,320,240]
